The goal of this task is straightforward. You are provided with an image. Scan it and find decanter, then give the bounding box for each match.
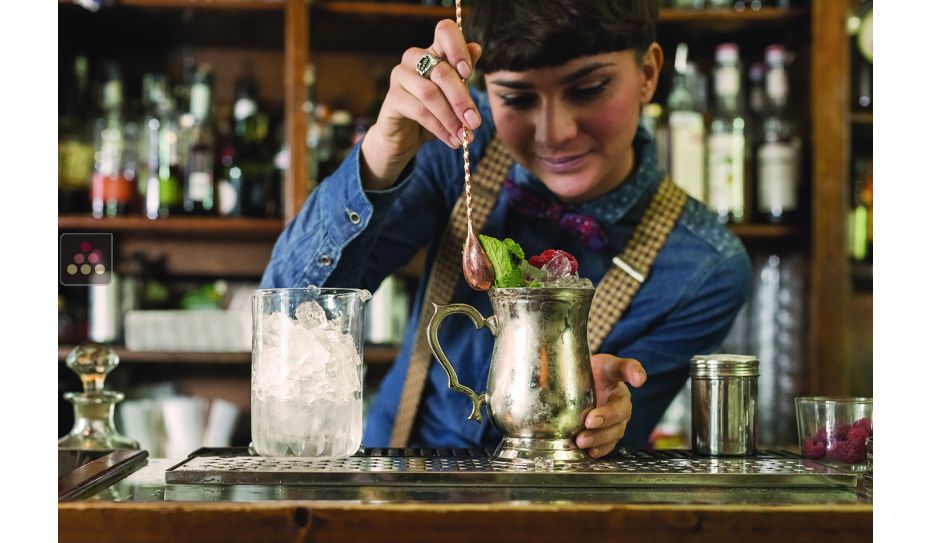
[58,343,138,450]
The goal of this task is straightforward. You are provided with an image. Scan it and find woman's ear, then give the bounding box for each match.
[640,42,664,105]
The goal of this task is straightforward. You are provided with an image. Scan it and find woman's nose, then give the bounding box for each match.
[535,102,578,149]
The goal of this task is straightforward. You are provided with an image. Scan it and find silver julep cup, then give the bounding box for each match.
[690,354,759,456]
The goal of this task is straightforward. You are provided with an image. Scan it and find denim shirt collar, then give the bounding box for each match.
[507,125,662,226]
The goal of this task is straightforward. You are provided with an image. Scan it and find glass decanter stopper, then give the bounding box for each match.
[58,343,139,450]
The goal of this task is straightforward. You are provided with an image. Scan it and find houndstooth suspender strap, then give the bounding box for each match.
[390,136,688,446]
[586,176,688,352]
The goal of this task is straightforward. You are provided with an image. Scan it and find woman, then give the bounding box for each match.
[262,0,751,457]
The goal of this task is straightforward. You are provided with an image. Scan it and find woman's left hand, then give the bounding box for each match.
[574,354,647,459]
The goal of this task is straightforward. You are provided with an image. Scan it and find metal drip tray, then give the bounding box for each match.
[165,448,858,489]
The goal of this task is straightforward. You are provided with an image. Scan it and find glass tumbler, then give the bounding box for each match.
[251,287,370,457]
[795,396,873,465]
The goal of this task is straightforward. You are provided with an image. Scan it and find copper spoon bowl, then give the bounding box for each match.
[462,223,494,291]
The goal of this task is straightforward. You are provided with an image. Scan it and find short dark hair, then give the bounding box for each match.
[465,0,659,73]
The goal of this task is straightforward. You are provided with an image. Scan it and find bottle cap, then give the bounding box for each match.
[765,44,787,65]
[715,43,740,63]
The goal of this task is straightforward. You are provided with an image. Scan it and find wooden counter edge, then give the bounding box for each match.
[59,501,873,543]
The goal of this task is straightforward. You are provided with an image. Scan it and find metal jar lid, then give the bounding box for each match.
[690,354,760,378]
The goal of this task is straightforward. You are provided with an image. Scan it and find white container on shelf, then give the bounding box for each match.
[124,309,251,352]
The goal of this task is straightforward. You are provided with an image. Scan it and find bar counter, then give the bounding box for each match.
[58,450,873,543]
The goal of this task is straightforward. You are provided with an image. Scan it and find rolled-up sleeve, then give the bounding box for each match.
[259,142,415,289]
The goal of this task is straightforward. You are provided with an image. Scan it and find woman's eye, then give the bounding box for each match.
[571,79,610,100]
[500,94,537,109]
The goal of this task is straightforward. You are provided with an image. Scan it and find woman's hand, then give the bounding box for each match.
[360,19,483,189]
[574,354,647,459]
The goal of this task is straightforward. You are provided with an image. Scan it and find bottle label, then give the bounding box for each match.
[669,111,706,202]
[707,133,745,217]
[217,179,238,216]
[766,67,788,104]
[234,98,257,121]
[188,172,212,202]
[191,84,211,121]
[757,141,799,213]
[715,66,741,98]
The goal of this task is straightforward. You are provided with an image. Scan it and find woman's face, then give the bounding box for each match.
[485,46,661,204]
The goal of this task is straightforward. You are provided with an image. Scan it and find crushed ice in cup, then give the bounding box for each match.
[541,253,574,282]
[251,294,364,458]
[539,275,594,289]
[295,300,327,329]
[521,261,547,284]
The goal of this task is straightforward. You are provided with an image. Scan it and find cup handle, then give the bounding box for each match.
[427,302,498,423]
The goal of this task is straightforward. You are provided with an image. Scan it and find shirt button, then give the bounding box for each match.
[346,209,361,225]
[318,254,333,267]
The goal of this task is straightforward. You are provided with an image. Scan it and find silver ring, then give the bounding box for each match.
[416,53,442,80]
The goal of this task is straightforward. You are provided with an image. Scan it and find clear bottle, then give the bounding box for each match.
[59,55,95,215]
[183,65,216,215]
[91,64,136,218]
[156,96,184,217]
[231,75,277,217]
[851,1,873,111]
[140,74,169,219]
[667,43,707,203]
[641,103,669,175]
[756,45,802,224]
[707,43,747,224]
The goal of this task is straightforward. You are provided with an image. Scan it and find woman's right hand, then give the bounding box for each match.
[360,19,484,189]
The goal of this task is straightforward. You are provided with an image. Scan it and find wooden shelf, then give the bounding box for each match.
[312,2,808,22]
[58,344,399,366]
[314,1,455,18]
[659,7,809,23]
[850,112,873,125]
[60,0,284,9]
[729,223,805,239]
[58,215,284,238]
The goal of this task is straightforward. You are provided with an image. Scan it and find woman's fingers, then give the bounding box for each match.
[387,83,459,148]
[431,18,474,79]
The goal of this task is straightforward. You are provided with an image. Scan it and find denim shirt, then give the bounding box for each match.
[261,90,752,450]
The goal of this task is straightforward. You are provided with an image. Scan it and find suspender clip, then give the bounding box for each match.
[612,256,646,284]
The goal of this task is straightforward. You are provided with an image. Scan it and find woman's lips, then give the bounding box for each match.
[537,152,590,173]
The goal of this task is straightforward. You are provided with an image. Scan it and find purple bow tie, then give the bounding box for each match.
[502,178,607,251]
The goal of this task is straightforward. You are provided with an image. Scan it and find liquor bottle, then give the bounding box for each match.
[91,64,137,218]
[667,43,706,203]
[756,45,801,224]
[304,64,321,191]
[850,1,873,112]
[139,74,168,217]
[849,158,873,262]
[231,76,277,217]
[641,103,669,175]
[58,55,95,214]
[707,43,747,224]
[155,96,184,217]
[216,110,240,218]
[183,65,216,215]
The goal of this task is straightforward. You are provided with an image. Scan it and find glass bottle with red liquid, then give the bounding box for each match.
[91,64,138,218]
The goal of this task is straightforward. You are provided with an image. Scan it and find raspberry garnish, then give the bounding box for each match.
[528,249,578,274]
